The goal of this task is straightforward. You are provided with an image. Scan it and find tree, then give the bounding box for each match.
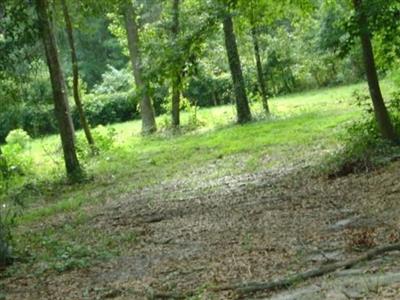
[352,0,398,142]
[35,0,83,181]
[123,0,157,134]
[237,0,273,114]
[171,0,181,127]
[222,11,252,124]
[60,0,95,147]
[250,25,269,113]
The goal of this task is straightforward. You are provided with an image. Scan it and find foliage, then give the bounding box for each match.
[5,129,31,149]
[181,97,205,130]
[0,91,140,142]
[325,90,400,177]
[76,125,116,159]
[57,17,128,89]
[389,66,400,87]
[185,72,233,106]
[82,90,138,126]
[1,129,33,178]
[0,130,31,268]
[0,0,40,79]
[92,66,134,94]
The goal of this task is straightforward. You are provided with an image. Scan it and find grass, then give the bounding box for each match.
[12,81,394,222]
[1,80,398,275]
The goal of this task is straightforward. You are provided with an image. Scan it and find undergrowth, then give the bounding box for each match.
[0,82,392,274]
[324,89,400,178]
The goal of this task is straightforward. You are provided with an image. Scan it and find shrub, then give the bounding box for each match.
[0,105,57,143]
[1,129,33,177]
[0,106,23,144]
[325,90,400,177]
[181,97,205,130]
[92,66,134,94]
[76,125,116,159]
[81,90,139,127]
[0,90,140,142]
[185,73,233,107]
[5,129,31,149]
[20,105,58,138]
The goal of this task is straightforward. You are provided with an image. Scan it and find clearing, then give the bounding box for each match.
[2,82,400,299]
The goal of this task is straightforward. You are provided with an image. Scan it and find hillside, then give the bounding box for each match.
[2,83,400,299]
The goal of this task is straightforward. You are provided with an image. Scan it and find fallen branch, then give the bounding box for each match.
[150,290,195,300]
[215,242,400,295]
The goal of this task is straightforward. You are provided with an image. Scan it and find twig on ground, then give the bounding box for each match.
[214,242,400,296]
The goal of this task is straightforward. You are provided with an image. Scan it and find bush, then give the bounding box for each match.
[181,97,205,130]
[325,90,400,177]
[20,105,58,138]
[0,91,140,142]
[0,106,22,144]
[1,129,33,177]
[0,130,31,269]
[76,125,116,159]
[80,90,139,127]
[92,66,134,94]
[185,73,233,107]
[5,129,31,149]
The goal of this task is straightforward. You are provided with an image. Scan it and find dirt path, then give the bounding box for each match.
[2,161,400,299]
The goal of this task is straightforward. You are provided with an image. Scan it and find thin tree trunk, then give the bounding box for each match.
[171,0,181,127]
[124,2,157,134]
[251,25,269,114]
[212,90,218,106]
[353,0,398,142]
[222,14,252,124]
[60,0,95,147]
[0,147,7,179]
[35,0,83,182]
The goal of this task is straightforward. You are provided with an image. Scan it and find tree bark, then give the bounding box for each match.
[171,0,181,128]
[222,14,252,124]
[251,25,269,114]
[353,0,398,143]
[60,0,95,147]
[35,0,83,182]
[124,2,157,134]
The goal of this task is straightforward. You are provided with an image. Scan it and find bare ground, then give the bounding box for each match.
[2,159,400,299]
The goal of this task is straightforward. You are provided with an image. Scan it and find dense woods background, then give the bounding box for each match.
[2,0,398,143]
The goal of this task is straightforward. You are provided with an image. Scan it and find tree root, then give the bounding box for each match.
[215,242,400,296]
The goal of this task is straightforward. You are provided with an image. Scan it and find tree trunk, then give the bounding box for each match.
[212,90,218,106]
[123,2,157,134]
[35,0,83,182]
[222,14,252,124]
[251,25,269,114]
[353,0,398,142]
[60,0,95,147]
[0,147,7,179]
[171,0,181,127]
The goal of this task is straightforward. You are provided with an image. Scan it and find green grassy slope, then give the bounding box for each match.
[8,81,397,223]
